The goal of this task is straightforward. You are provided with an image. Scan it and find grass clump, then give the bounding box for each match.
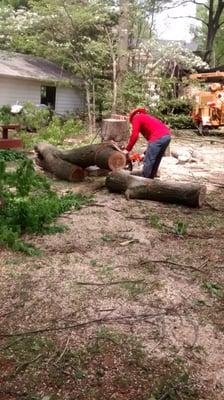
[0,158,90,254]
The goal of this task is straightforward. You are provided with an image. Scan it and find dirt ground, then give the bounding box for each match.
[0,132,224,400]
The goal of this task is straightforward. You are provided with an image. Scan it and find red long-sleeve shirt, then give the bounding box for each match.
[126,113,171,152]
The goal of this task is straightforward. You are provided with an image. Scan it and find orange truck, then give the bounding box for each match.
[190,71,224,134]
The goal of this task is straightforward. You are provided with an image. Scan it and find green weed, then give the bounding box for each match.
[101,233,114,242]
[0,149,28,162]
[148,213,162,229]
[202,282,224,298]
[120,281,146,300]
[173,219,188,235]
[0,158,90,254]
[149,370,198,400]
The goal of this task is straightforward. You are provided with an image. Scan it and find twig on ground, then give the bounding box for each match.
[0,312,166,338]
[133,258,207,274]
[86,203,123,212]
[13,353,42,375]
[75,279,145,286]
[55,336,70,364]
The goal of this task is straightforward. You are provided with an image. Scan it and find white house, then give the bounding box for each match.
[0,51,85,114]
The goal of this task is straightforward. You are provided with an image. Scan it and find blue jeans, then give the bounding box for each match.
[142,135,171,179]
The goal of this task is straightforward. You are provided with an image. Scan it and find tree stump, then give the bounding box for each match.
[100,118,129,144]
[106,170,206,208]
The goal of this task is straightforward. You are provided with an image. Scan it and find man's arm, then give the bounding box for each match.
[126,116,141,152]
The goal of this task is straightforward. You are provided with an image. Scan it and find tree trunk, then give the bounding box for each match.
[106,170,206,208]
[85,81,93,134]
[101,118,129,144]
[34,142,126,181]
[35,143,85,182]
[203,0,224,65]
[117,0,129,97]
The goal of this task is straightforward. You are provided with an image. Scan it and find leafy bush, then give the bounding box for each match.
[0,158,90,254]
[0,149,28,162]
[17,101,51,131]
[148,98,195,129]
[0,105,12,125]
[20,116,85,148]
[157,98,193,115]
[164,114,195,129]
[119,71,147,113]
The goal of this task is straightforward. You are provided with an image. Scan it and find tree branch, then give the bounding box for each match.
[161,1,209,12]
[169,15,208,26]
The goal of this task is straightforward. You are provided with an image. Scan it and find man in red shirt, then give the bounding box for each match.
[124,108,171,179]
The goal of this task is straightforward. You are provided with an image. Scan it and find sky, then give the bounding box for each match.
[155,2,199,43]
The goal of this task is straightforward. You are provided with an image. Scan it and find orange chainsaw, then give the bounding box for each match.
[126,152,144,170]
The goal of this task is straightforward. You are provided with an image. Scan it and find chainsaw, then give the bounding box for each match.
[126,152,144,171]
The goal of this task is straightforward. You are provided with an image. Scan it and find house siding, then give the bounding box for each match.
[0,77,40,106]
[0,76,85,114]
[55,86,85,114]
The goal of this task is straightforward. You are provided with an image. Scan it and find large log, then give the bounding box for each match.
[101,118,129,144]
[35,142,85,182]
[106,170,206,208]
[34,142,126,181]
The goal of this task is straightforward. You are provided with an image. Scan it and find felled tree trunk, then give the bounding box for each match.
[35,142,85,182]
[34,142,126,182]
[106,170,206,208]
[101,118,129,144]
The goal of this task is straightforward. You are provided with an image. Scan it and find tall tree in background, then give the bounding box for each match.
[172,0,224,65]
[117,0,129,81]
[201,0,224,64]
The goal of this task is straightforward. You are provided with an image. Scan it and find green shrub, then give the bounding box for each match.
[0,158,90,254]
[20,116,85,148]
[164,114,195,129]
[148,98,195,129]
[0,105,12,125]
[119,71,147,113]
[157,98,193,115]
[0,149,28,162]
[17,101,51,131]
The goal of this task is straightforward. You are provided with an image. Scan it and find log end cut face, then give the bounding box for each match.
[108,152,127,171]
[69,166,86,182]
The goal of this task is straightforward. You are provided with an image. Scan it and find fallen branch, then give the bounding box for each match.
[0,312,165,338]
[129,258,208,274]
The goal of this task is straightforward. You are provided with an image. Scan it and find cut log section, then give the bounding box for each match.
[35,143,85,182]
[101,118,129,143]
[106,170,206,208]
[95,146,126,171]
[34,141,126,181]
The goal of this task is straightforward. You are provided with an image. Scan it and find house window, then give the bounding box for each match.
[41,86,56,109]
